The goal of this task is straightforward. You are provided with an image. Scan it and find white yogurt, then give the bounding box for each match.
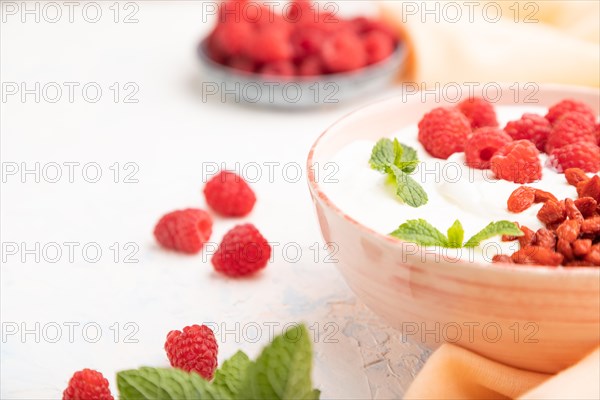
[323,107,580,263]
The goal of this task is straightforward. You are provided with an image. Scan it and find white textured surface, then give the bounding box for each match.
[0,1,428,398]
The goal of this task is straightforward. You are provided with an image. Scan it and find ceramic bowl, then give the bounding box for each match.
[307,84,600,373]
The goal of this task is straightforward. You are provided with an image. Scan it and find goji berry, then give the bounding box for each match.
[507,186,536,213]
[533,189,558,204]
[537,200,566,225]
[565,198,584,221]
[532,228,557,249]
[572,239,592,257]
[556,219,581,242]
[574,197,598,218]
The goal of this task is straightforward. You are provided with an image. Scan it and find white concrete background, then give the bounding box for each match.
[0,1,429,398]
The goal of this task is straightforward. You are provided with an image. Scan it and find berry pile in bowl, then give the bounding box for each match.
[198,0,404,108]
[307,84,600,373]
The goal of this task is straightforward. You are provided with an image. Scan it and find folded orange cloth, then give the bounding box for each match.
[404,345,600,399]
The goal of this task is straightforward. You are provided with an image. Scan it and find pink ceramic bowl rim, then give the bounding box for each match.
[306,84,600,276]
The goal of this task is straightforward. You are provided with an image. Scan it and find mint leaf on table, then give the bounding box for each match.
[213,351,251,398]
[369,138,427,207]
[117,367,228,400]
[390,219,449,246]
[238,324,317,400]
[390,166,428,208]
[464,221,524,248]
[446,220,464,248]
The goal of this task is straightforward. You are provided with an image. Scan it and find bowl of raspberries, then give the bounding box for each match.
[199,0,404,108]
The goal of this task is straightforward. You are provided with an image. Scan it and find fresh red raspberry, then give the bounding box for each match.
[457,97,499,129]
[545,99,596,125]
[595,123,600,145]
[503,113,551,151]
[165,325,218,380]
[284,0,314,23]
[548,143,600,173]
[545,112,596,153]
[251,26,293,63]
[349,16,396,39]
[465,127,512,169]
[321,30,367,73]
[297,56,323,76]
[63,369,113,400]
[418,107,471,159]
[363,30,395,64]
[260,60,296,76]
[154,209,213,254]
[490,140,542,183]
[227,55,255,73]
[204,171,256,217]
[211,224,271,277]
[290,28,323,60]
[210,21,253,58]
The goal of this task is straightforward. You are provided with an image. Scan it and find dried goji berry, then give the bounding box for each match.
[518,225,535,247]
[507,186,536,212]
[564,260,595,267]
[577,175,600,202]
[492,254,513,263]
[537,200,566,225]
[564,168,590,186]
[574,197,598,218]
[556,219,581,242]
[584,247,600,266]
[502,222,521,241]
[511,246,563,266]
[532,228,557,248]
[572,239,592,256]
[534,189,558,204]
[581,216,600,234]
[565,198,584,221]
[557,238,574,261]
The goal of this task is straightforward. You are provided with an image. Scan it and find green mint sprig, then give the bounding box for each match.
[117,324,320,400]
[369,138,427,207]
[390,219,523,248]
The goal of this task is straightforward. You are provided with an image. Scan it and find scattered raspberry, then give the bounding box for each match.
[154,209,213,254]
[507,186,536,213]
[490,140,542,183]
[465,127,512,169]
[204,171,256,217]
[457,97,499,129]
[565,168,590,186]
[545,112,596,153]
[545,99,596,125]
[548,143,600,173]
[418,107,471,159]
[503,113,551,151]
[211,224,271,277]
[63,369,113,400]
[363,30,395,64]
[260,60,296,76]
[165,325,218,380]
[321,30,367,73]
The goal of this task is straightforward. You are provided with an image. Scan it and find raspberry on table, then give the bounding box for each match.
[363,30,395,65]
[457,97,499,129]
[503,113,551,151]
[418,107,471,159]
[211,224,271,277]
[548,143,600,173]
[63,369,113,400]
[545,112,597,153]
[204,171,256,217]
[490,140,542,183]
[165,325,218,380]
[154,209,213,254]
[321,30,367,73]
[465,127,512,169]
[545,99,596,125]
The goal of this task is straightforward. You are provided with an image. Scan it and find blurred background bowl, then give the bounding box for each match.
[198,39,406,109]
[307,84,600,373]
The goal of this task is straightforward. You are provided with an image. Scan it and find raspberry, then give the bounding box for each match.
[321,30,367,73]
[457,97,499,129]
[260,60,296,76]
[548,143,600,173]
[251,27,293,63]
[418,107,471,159]
[545,99,596,125]
[465,127,512,169]
[290,28,323,61]
[490,140,542,183]
[363,30,395,64]
[165,325,218,380]
[154,209,213,254]
[507,186,536,213]
[63,369,113,400]
[210,21,254,58]
[227,56,255,73]
[297,56,323,76]
[211,224,271,277]
[204,171,256,217]
[545,112,596,153]
[503,113,551,151]
[349,17,396,39]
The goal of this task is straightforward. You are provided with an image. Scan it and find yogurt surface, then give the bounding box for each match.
[322,106,580,263]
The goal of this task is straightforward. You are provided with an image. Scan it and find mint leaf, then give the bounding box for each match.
[397,142,418,173]
[464,221,523,248]
[117,367,228,400]
[447,220,464,248]
[369,138,396,173]
[213,351,251,398]
[390,219,449,246]
[238,324,316,400]
[391,166,428,208]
